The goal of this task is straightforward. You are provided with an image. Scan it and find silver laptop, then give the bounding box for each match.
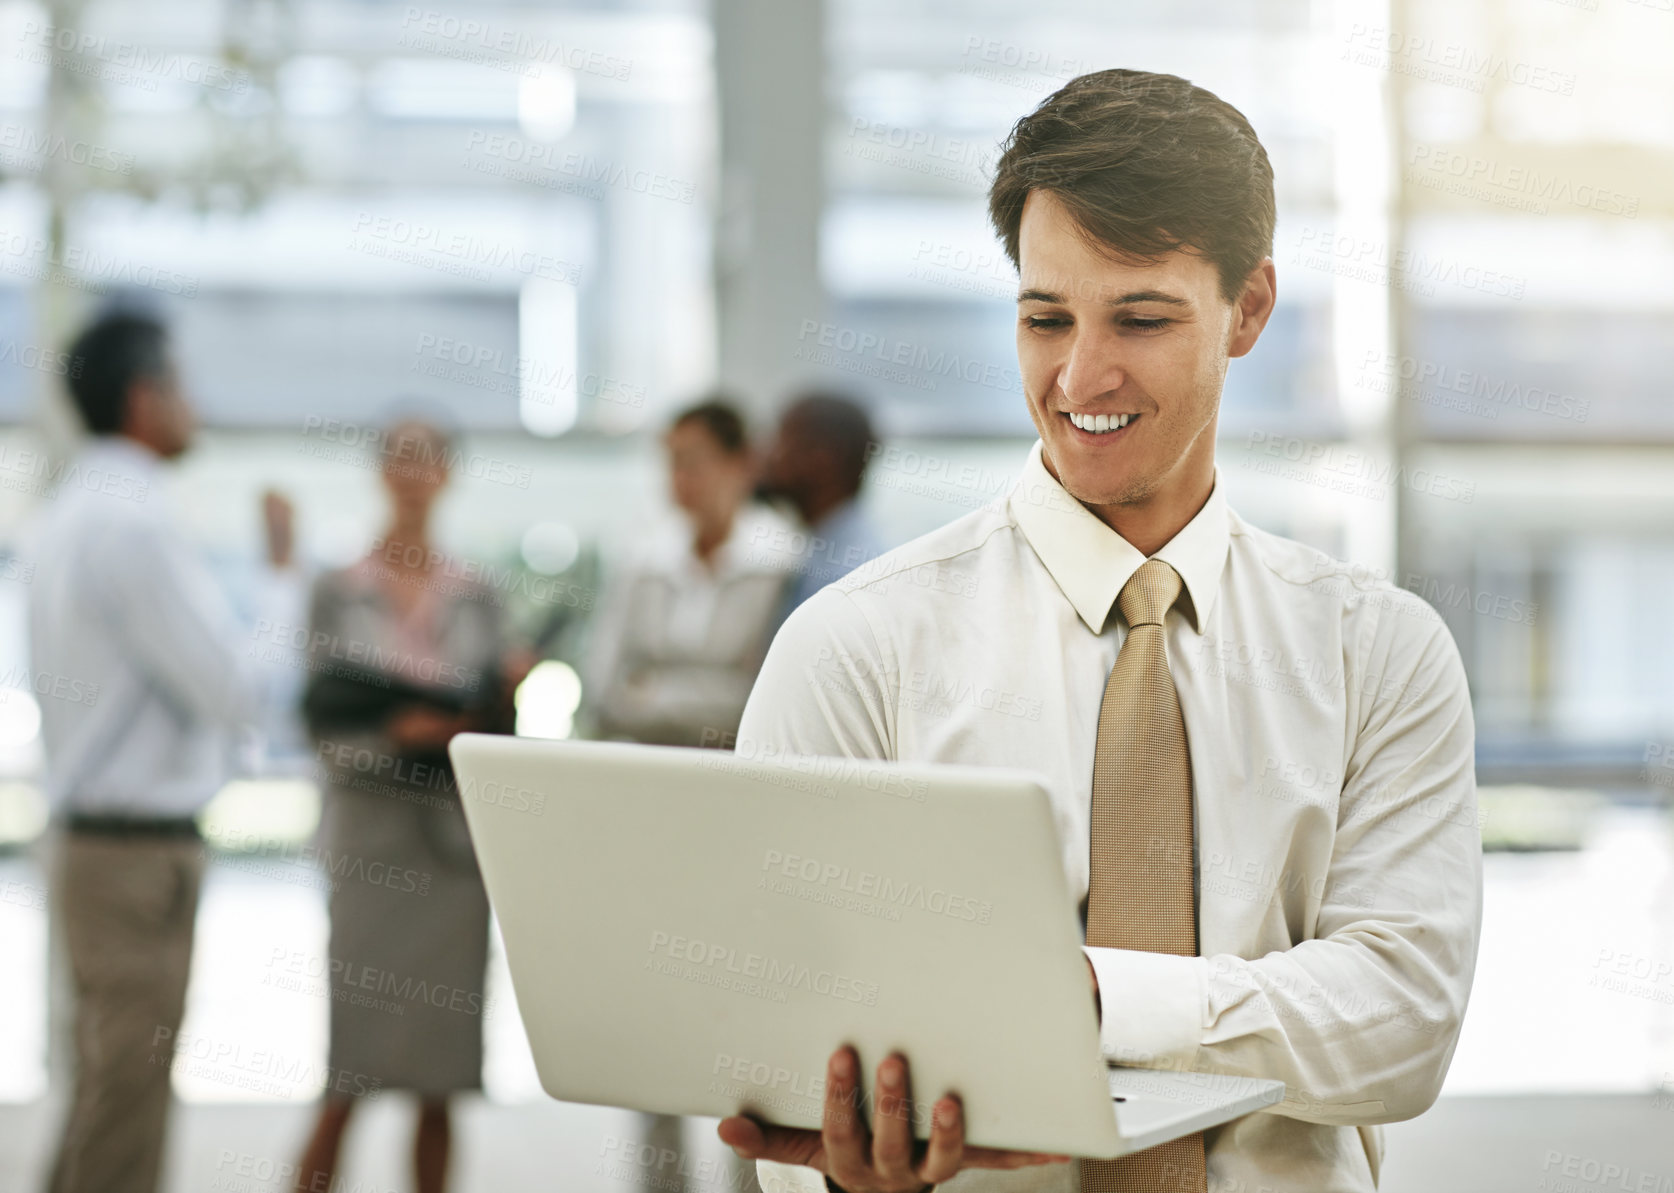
[449,733,1283,1158]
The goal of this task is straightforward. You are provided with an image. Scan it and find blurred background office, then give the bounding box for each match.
[0,0,1669,1190]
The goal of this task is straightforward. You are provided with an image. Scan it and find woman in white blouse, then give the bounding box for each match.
[585,398,793,750]
[583,397,794,1192]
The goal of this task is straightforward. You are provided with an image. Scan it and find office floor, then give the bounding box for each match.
[0,1094,1666,1192]
[0,803,1669,1191]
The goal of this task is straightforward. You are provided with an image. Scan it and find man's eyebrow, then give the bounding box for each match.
[1017,287,1192,307]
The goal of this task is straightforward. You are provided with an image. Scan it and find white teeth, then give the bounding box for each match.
[1068,412,1133,433]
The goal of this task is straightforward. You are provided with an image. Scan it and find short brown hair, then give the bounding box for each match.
[987,70,1275,303]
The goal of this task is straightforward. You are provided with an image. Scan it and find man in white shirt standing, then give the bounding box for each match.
[29,311,259,1193]
[719,70,1481,1192]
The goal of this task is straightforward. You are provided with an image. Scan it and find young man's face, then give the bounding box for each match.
[1015,189,1272,515]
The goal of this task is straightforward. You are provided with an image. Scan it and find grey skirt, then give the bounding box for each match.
[321,775,490,1097]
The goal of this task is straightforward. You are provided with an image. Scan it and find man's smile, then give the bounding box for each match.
[1063,410,1142,440]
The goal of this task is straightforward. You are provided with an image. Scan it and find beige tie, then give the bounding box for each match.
[1080,559,1206,1193]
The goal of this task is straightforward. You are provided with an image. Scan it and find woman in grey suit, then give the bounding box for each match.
[293,417,524,1193]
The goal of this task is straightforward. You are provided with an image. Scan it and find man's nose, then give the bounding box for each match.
[1057,331,1126,405]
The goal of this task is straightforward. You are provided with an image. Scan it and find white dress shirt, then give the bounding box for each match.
[744,441,1482,1193]
[26,437,257,817]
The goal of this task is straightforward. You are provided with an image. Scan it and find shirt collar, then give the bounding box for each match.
[647,505,786,579]
[76,434,164,477]
[1007,440,1228,635]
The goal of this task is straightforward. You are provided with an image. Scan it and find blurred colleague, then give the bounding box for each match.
[294,416,524,1193]
[586,398,791,750]
[757,391,886,615]
[28,311,261,1193]
[584,397,785,1193]
[723,70,1480,1193]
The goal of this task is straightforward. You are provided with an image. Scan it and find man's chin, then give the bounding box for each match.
[1047,454,1148,511]
[1063,482,1147,512]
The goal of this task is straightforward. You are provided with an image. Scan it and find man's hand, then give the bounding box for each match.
[260,489,295,569]
[716,1045,1069,1192]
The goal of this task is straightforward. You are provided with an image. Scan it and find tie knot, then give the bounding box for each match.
[1117,558,1183,629]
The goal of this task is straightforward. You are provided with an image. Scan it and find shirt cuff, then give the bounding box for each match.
[1082,946,1206,1071]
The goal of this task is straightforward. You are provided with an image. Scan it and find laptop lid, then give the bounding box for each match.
[450,734,1279,1157]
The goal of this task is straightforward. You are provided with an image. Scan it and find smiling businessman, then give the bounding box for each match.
[719,69,1482,1193]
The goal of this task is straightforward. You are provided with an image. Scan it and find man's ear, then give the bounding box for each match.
[1227,258,1277,360]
